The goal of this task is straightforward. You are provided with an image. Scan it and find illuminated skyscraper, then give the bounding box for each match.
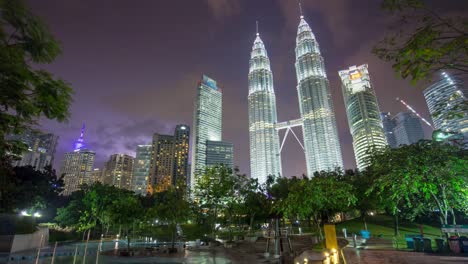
[61,125,95,195]
[150,134,174,193]
[173,125,190,185]
[339,64,387,169]
[132,145,152,195]
[248,29,282,183]
[190,75,222,189]
[103,154,134,190]
[423,72,468,139]
[295,15,343,175]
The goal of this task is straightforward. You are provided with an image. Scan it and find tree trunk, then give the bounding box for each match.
[450,208,457,225]
[394,212,399,237]
[212,207,218,239]
[171,230,175,249]
[249,213,255,234]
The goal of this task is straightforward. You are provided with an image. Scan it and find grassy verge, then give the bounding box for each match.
[336,215,444,249]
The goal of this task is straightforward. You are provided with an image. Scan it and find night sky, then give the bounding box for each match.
[28,0,466,177]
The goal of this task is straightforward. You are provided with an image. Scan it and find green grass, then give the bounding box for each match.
[336,215,444,249]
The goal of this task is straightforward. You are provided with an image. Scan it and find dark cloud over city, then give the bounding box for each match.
[30,0,466,176]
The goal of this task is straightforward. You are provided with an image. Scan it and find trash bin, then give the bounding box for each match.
[448,236,461,254]
[405,234,422,249]
[435,238,445,253]
[413,237,423,252]
[460,236,468,253]
[360,230,370,239]
[423,238,432,252]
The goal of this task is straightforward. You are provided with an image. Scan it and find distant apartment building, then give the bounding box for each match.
[103,154,134,190]
[172,125,190,185]
[148,124,190,193]
[90,168,103,183]
[9,129,59,171]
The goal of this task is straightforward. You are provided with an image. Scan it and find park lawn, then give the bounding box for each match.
[336,215,444,249]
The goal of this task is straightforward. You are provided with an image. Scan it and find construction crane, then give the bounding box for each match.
[396,97,434,129]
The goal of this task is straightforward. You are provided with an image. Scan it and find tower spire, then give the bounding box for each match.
[256,20,259,36]
[299,0,304,18]
[74,122,86,151]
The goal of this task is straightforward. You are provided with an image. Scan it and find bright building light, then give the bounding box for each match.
[33,212,41,218]
[21,211,28,216]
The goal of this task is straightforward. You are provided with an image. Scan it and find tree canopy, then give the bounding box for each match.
[367,141,468,226]
[0,0,73,159]
[374,0,468,83]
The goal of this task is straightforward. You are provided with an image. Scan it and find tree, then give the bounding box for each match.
[368,141,468,228]
[106,192,143,251]
[0,0,73,159]
[1,165,63,215]
[346,169,381,230]
[239,177,271,233]
[148,182,190,250]
[374,0,468,83]
[273,171,356,240]
[193,165,242,239]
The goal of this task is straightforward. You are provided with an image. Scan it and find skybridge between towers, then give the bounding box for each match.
[275,118,304,153]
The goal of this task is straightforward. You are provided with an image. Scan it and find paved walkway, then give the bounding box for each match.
[343,248,468,264]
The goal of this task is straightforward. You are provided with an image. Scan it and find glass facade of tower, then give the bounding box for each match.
[248,33,282,184]
[206,140,234,170]
[381,112,398,148]
[423,73,468,138]
[132,145,152,195]
[295,17,343,175]
[190,75,222,190]
[339,64,387,170]
[393,112,426,146]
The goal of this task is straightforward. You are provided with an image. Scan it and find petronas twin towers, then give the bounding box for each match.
[248,15,343,183]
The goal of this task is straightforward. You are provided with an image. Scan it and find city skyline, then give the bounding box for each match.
[31,0,452,177]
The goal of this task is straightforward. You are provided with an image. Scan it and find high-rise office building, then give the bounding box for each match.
[150,134,175,193]
[9,130,59,171]
[132,145,152,195]
[190,75,222,189]
[172,125,190,185]
[206,140,234,170]
[393,112,426,146]
[338,64,387,169]
[61,125,95,195]
[381,112,398,148]
[148,125,191,193]
[103,154,134,190]
[295,15,343,175]
[381,112,426,148]
[248,29,282,184]
[423,72,467,139]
